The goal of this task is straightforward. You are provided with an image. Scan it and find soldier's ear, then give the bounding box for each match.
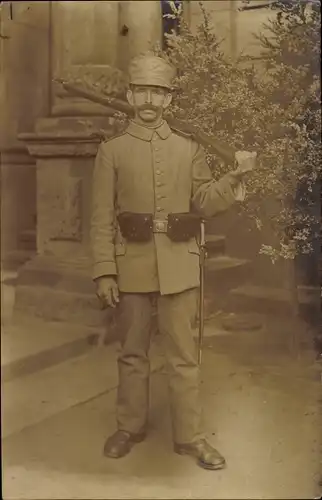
[163,93,172,109]
[126,89,134,106]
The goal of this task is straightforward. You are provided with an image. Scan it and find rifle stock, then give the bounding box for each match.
[60,81,237,165]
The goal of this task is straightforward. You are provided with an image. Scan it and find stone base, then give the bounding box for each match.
[13,254,117,341]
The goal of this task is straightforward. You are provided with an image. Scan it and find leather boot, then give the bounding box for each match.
[103,430,146,458]
[174,438,226,470]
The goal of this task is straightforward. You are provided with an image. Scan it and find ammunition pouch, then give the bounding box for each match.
[167,213,201,242]
[117,212,201,243]
[117,212,153,242]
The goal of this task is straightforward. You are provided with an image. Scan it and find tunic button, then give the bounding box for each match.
[156,181,161,186]
[156,194,162,200]
[155,158,161,163]
[156,207,162,212]
[156,170,161,175]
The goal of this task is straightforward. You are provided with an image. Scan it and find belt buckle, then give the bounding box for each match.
[153,220,167,233]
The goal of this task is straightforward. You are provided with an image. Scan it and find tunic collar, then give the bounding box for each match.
[126,120,172,141]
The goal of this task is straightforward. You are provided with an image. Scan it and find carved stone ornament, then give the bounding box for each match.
[50,177,83,242]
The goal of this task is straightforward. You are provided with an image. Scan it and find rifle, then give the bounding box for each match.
[59,80,238,165]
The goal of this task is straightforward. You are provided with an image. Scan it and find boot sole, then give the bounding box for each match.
[197,459,226,471]
[174,447,226,471]
[104,450,130,459]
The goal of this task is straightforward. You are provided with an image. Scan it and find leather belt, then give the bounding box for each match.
[152,219,168,233]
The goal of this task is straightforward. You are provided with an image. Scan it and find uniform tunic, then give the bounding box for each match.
[91,120,243,295]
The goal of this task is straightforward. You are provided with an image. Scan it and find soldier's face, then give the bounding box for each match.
[127,85,172,124]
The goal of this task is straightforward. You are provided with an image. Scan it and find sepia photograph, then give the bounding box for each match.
[1,0,321,498]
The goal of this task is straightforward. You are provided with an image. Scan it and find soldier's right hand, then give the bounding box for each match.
[95,276,119,309]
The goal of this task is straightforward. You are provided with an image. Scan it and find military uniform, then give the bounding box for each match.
[91,55,245,466]
[92,120,242,294]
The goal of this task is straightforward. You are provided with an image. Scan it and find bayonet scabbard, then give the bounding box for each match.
[198,220,206,365]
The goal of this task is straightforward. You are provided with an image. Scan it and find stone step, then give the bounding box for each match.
[197,256,250,319]
[228,284,321,316]
[205,255,250,294]
[1,318,107,383]
[13,284,113,329]
[205,255,249,273]
[1,250,35,272]
[18,229,37,251]
[1,339,165,439]
[205,234,226,257]
[1,274,16,327]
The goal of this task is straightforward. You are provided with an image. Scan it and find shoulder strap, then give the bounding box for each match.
[170,125,194,139]
[101,130,127,143]
[90,125,127,143]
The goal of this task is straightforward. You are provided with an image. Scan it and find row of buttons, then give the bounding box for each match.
[153,144,164,211]
[152,140,162,163]
[156,188,165,210]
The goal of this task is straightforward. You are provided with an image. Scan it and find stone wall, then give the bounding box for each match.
[0,2,51,149]
[0,1,50,257]
[189,0,275,60]
[0,152,36,256]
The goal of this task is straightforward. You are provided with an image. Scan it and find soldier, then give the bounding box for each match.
[91,54,256,470]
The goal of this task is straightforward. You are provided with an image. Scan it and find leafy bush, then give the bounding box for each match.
[60,0,320,265]
[157,0,321,263]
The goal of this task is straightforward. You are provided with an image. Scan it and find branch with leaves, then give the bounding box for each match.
[58,0,321,263]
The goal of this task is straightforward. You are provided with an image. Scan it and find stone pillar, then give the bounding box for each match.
[1,2,50,261]
[13,1,165,336]
[118,1,163,70]
[15,118,117,332]
[13,1,122,333]
[51,0,120,116]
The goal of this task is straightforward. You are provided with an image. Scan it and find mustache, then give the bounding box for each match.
[137,104,159,112]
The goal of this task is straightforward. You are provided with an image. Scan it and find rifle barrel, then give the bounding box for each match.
[61,81,237,165]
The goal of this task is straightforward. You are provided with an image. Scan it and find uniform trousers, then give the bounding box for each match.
[116,288,204,444]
